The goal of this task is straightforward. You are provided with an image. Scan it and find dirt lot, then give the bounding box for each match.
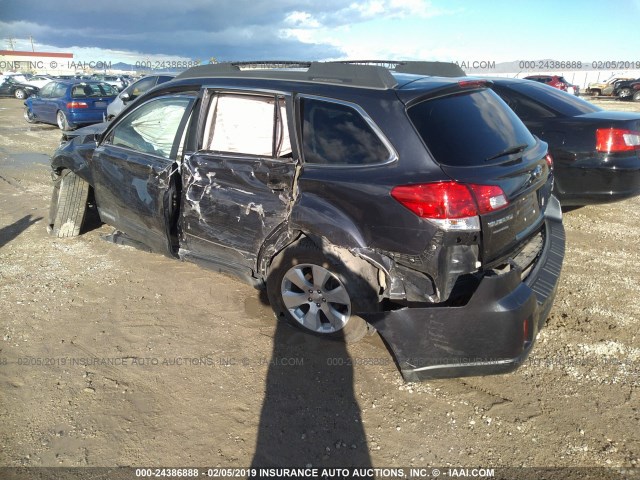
[0,97,639,475]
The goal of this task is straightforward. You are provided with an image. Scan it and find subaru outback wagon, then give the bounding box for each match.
[47,61,565,381]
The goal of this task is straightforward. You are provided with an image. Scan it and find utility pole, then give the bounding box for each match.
[6,37,16,50]
[29,36,35,52]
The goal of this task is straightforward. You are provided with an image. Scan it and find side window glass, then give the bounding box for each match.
[39,83,55,98]
[300,97,390,165]
[53,84,67,97]
[495,88,555,121]
[111,96,192,159]
[131,77,155,98]
[202,93,291,158]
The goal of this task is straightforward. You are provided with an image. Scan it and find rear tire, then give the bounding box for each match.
[266,239,379,343]
[633,91,640,102]
[56,110,70,131]
[48,169,89,238]
[23,106,36,124]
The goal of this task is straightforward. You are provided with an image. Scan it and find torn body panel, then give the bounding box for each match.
[178,152,296,274]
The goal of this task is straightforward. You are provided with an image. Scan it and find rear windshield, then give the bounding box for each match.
[71,83,116,98]
[408,88,536,167]
[509,81,601,116]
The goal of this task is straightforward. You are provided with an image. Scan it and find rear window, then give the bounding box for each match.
[71,83,116,98]
[408,89,536,167]
[508,81,601,116]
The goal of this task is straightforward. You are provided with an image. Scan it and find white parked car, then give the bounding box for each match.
[24,75,55,89]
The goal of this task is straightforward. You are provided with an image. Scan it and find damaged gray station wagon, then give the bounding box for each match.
[47,61,565,381]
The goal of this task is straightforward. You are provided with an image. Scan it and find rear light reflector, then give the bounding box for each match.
[67,101,88,109]
[391,181,510,231]
[595,128,640,152]
[545,153,554,170]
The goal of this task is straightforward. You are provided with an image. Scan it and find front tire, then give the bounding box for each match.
[633,91,640,102]
[14,88,26,99]
[266,239,379,343]
[56,110,70,131]
[48,169,89,238]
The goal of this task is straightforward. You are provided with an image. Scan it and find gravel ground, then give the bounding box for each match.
[0,97,638,478]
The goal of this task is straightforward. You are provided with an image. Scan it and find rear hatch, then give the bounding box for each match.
[70,82,116,112]
[405,82,552,267]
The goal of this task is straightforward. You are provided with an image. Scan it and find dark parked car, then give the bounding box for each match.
[491,78,640,206]
[47,62,564,381]
[0,76,39,99]
[613,78,640,100]
[106,74,174,119]
[24,80,117,130]
[524,75,579,95]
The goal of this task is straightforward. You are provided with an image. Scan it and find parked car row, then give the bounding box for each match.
[22,75,174,130]
[587,76,640,101]
[0,72,140,100]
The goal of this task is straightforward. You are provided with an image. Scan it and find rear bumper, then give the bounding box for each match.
[364,195,565,382]
[555,154,640,206]
[67,110,107,127]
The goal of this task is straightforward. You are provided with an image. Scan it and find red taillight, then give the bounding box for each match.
[545,153,554,170]
[458,80,490,89]
[390,182,477,219]
[390,181,509,220]
[468,184,509,214]
[66,101,88,109]
[595,128,640,153]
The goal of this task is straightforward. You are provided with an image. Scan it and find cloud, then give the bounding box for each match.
[0,0,459,62]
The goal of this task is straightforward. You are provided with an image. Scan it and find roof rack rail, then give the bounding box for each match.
[334,60,466,77]
[174,60,465,89]
[175,61,399,89]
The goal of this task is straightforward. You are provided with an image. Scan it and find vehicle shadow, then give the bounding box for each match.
[81,189,104,234]
[0,214,42,249]
[250,275,373,470]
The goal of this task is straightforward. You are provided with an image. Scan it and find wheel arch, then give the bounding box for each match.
[51,153,94,187]
[259,227,384,302]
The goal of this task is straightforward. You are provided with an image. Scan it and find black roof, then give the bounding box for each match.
[175,61,466,90]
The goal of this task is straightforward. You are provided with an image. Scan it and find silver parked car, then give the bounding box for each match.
[106,75,174,119]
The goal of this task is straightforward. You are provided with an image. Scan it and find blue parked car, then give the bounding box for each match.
[24,80,117,130]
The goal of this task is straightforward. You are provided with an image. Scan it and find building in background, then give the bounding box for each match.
[0,50,74,75]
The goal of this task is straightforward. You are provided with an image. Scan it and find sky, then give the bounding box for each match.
[1,0,640,66]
